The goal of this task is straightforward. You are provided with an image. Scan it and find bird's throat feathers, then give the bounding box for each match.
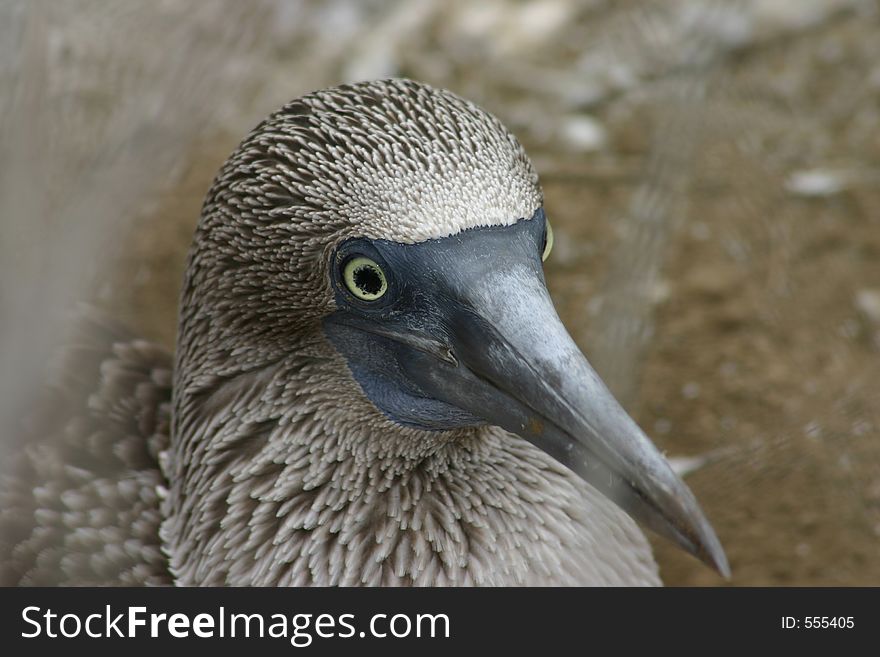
[163,333,658,586]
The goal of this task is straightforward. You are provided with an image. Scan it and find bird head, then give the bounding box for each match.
[178,78,728,577]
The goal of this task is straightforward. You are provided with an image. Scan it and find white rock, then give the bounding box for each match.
[785,169,847,197]
[855,289,880,325]
[559,115,607,152]
[669,454,709,477]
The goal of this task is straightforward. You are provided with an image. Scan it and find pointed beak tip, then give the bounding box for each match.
[708,543,732,580]
[651,462,730,580]
[689,521,730,580]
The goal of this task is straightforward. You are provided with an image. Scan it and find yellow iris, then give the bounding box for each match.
[343,256,388,301]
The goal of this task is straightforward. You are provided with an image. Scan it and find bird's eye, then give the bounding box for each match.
[541,220,554,262]
[343,256,388,301]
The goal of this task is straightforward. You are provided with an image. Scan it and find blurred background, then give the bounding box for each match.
[1,0,878,585]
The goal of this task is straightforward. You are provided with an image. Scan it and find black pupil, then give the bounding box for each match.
[354,265,382,295]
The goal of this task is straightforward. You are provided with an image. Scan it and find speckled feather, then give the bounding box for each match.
[2,79,660,586]
[0,316,172,585]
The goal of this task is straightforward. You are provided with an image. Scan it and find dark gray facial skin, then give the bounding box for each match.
[324,208,729,577]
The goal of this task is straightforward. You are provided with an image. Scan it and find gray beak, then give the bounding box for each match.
[325,215,729,577]
[401,265,729,577]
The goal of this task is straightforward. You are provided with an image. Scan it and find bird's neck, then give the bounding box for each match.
[163,331,660,585]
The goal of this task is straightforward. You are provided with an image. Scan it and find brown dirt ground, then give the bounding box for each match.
[543,12,880,586]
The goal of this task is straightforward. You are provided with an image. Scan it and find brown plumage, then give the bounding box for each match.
[2,79,726,586]
[0,317,172,585]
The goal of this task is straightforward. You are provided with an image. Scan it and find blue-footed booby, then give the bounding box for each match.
[0,78,727,586]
